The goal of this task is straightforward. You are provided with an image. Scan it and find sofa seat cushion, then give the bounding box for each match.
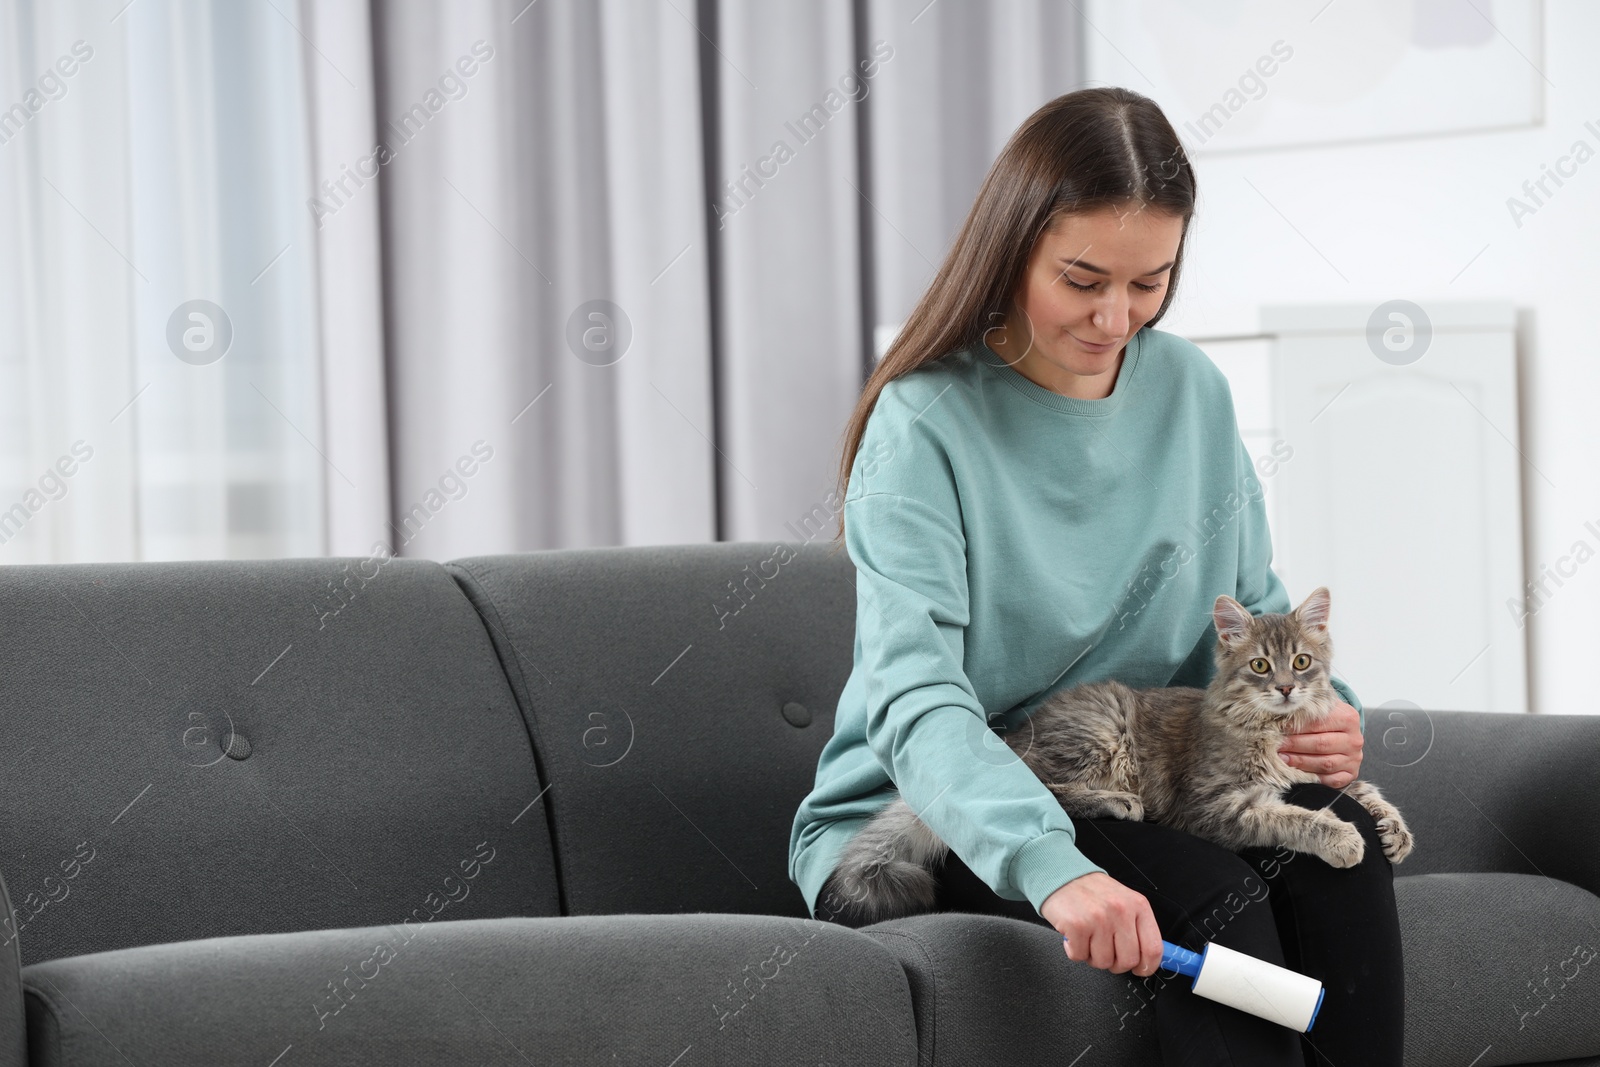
[861,912,1163,1067]
[1398,872,1600,1067]
[21,913,918,1067]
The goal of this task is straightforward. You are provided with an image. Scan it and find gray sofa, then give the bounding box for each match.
[0,541,1596,1066]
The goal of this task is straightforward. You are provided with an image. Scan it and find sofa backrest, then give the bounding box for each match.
[1360,709,1600,898]
[448,541,854,918]
[0,558,561,966]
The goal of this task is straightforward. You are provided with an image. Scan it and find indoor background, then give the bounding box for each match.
[1,0,1592,725]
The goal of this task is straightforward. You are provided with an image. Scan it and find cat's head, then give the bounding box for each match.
[1208,587,1339,727]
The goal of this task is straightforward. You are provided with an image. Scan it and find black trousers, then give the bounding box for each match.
[817,783,1404,1067]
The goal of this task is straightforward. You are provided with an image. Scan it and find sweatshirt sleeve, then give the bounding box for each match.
[1231,436,1365,734]
[844,487,1108,912]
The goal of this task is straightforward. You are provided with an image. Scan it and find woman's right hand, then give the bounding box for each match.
[1041,871,1164,977]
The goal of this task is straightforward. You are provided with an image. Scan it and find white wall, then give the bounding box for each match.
[1154,2,1600,714]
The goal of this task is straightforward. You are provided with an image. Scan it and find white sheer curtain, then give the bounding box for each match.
[0,0,338,562]
[0,1,137,562]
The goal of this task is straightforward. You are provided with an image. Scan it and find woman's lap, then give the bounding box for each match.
[816,782,1403,1065]
[1069,813,1279,953]
[1068,783,1402,1067]
[818,783,1381,940]
[931,813,1287,963]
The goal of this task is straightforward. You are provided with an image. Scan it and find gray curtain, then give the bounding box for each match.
[865,0,1085,333]
[371,0,1085,557]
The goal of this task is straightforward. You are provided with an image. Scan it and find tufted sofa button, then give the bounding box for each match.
[781,701,811,728]
[222,729,252,760]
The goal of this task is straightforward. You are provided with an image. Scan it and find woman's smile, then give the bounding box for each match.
[1069,332,1119,353]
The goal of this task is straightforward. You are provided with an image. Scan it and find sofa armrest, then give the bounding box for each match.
[0,870,24,1067]
[21,914,917,1067]
[1361,709,1600,895]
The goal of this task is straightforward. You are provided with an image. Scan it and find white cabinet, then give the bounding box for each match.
[1252,302,1527,714]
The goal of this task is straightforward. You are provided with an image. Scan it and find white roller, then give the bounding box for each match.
[1190,941,1325,1032]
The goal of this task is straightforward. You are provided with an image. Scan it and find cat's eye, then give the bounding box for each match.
[1293,653,1312,670]
[1249,658,1270,674]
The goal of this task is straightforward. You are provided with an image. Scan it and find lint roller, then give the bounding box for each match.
[1064,936,1326,1032]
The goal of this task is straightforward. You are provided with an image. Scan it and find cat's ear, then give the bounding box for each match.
[1294,586,1331,633]
[1213,594,1254,646]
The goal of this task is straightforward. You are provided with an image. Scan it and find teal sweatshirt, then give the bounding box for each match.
[788,325,1363,919]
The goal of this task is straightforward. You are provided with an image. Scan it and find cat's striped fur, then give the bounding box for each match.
[826,587,1414,923]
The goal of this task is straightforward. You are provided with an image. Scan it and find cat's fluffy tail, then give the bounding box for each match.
[824,796,947,923]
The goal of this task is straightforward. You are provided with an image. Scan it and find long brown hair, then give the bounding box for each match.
[830,87,1198,547]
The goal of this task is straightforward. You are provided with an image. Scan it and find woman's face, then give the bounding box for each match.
[987,204,1186,400]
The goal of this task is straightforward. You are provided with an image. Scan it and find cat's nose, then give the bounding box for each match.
[1276,685,1294,697]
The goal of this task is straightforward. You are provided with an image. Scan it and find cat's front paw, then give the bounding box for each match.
[1315,819,1366,868]
[1376,814,1414,864]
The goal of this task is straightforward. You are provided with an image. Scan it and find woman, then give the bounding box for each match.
[786,88,1403,1066]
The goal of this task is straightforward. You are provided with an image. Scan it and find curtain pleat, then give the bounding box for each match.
[370,0,1086,554]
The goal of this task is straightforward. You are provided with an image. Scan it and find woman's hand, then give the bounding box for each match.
[1041,872,1164,977]
[1278,700,1363,788]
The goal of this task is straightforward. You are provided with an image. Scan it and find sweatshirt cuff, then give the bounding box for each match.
[1330,675,1364,734]
[1010,830,1108,915]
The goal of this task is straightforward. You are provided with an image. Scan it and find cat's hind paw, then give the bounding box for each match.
[1376,815,1414,864]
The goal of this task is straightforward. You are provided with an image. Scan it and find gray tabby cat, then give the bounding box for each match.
[827,587,1415,923]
